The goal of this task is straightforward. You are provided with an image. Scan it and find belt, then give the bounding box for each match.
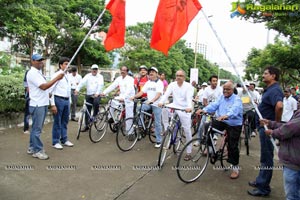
[54,95,69,100]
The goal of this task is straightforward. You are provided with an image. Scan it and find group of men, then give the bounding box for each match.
[24,55,299,199]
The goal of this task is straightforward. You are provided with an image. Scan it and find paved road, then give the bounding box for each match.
[0,121,285,200]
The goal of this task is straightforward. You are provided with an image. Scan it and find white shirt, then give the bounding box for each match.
[196,88,205,103]
[76,73,104,95]
[142,79,164,105]
[202,86,223,104]
[103,75,135,100]
[68,73,82,89]
[160,81,194,109]
[49,70,70,105]
[282,95,297,122]
[26,67,49,107]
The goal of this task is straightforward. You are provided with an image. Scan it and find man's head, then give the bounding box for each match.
[249,83,255,91]
[91,64,99,76]
[159,72,166,80]
[262,66,280,85]
[120,66,129,78]
[209,75,218,89]
[291,87,296,95]
[139,65,148,77]
[284,88,291,98]
[201,82,208,88]
[58,57,70,71]
[70,67,77,75]
[31,54,45,69]
[192,81,197,87]
[175,70,186,84]
[148,67,159,81]
[223,81,235,98]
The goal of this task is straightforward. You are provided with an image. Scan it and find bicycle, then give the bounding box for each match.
[240,110,253,156]
[76,96,106,142]
[90,97,126,143]
[158,105,186,168]
[190,99,204,137]
[176,113,230,183]
[116,98,156,152]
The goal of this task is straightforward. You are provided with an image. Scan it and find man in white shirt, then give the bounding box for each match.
[282,88,297,122]
[26,54,64,160]
[195,82,208,105]
[68,67,82,121]
[249,83,261,104]
[159,70,194,160]
[101,66,135,130]
[50,57,74,150]
[131,67,164,148]
[75,64,104,131]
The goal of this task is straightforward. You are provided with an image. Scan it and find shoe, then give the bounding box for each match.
[53,143,63,150]
[248,181,257,188]
[32,150,49,160]
[247,189,269,197]
[154,143,161,148]
[251,132,256,137]
[71,118,78,122]
[63,141,74,147]
[184,154,192,161]
[24,130,30,134]
[81,126,89,132]
[230,171,239,179]
[193,141,200,147]
[128,134,136,141]
[213,135,218,140]
[27,148,34,155]
[108,118,114,123]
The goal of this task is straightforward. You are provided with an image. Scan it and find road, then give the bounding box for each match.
[0,121,285,200]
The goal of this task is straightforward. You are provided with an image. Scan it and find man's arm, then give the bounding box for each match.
[275,101,283,122]
[39,73,64,90]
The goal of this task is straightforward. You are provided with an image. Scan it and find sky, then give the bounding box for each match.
[109,0,279,76]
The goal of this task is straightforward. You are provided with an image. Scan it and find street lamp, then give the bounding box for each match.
[194,15,213,69]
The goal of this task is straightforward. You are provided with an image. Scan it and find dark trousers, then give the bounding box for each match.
[70,89,77,119]
[85,95,101,127]
[212,120,242,166]
[244,110,256,131]
[23,98,30,131]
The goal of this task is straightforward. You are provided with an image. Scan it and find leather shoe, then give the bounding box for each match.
[71,118,78,122]
[248,181,257,188]
[247,189,269,197]
[81,126,89,132]
[230,171,239,179]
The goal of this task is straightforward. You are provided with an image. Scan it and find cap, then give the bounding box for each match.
[91,64,99,69]
[32,54,44,61]
[244,82,250,87]
[139,65,148,71]
[201,82,208,86]
[148,66,158,73]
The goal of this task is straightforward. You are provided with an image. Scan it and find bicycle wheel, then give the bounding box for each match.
[244,125,250,156]
[220,137,229,170]
[76,111,85,140]
[89,112,107,143]
[190,113,200,137]
[148,120,156,143]
[173,128,186,154]
[158,130,172,167]
[176,138,209,183]
[116,117,138,151]
[109,109,121,133]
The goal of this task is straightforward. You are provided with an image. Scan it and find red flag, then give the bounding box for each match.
[104,0,126,51]
[150,0,202,56]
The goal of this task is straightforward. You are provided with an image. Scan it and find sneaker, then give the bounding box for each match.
[251,132,256,137]
[24,130,30,134]
[32,150,49,160]
[81,126,89,132]
[128,134,136,141]
[71,118,78,122]
[154,143,161,148]
[63,141,74,147]
[27,148,34,155]
[108,118,114,123]
[53,143,63,150]
[213,135,218,140]
[184,154,192,161]
[193,141,200,147]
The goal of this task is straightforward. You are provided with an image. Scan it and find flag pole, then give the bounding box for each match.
[66,8,107,71]
[201,9,278,152]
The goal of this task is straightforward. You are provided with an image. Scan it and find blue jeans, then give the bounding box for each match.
[52,97,70,145]
[29,106,48,153]
[283,166,300,200]
[196,115,206,139]
[255,127,274,194]
[141,104,162,144]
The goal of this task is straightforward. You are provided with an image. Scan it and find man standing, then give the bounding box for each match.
[68,67,82,121]
[282,88,297,123]
[131,67,164,148]
[75,64,104,131]
[159,70,194,160]
[26,54,64,160]
[248,66,283,197]
[50,57,74,150]
[195,82,208,106]
[23,69,30,134]
[197,81,243,179]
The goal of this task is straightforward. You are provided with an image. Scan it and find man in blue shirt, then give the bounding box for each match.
[197,81,243,179]
[248,66,283,197]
